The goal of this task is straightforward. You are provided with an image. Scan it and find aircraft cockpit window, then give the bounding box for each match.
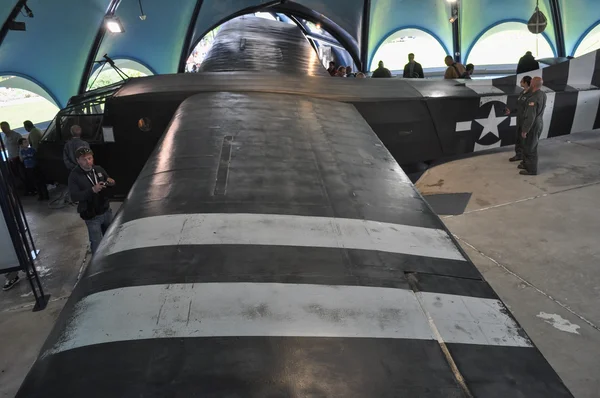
[138,118,151,132]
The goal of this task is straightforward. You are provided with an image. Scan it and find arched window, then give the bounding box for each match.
[0,76,60,147]
[467,22,555,66]
[87,59,152,91]
[370,28,448,71]
[574,23,600,57]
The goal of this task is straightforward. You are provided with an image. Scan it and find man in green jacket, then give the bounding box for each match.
[23,120,43,150]
[519,77,547,176]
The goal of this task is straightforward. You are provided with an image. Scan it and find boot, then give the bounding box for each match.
[509,155,523,162]
[520,170,537,176]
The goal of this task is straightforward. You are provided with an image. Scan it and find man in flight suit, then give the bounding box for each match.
[519,77,547,176]
[505,76,532,162]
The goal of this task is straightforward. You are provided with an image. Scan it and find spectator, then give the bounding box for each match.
[18,138,49,200]
[63,125,90,171]
[371,61,392,78]
[466,63,475,77]
[517,51,540,74]
[520,77,547,176]
[327,61,336,76]
[505,76,532,163]
[1,121,25,190]
[403,53,424,78]
[336,66,346,77]
[356,72,366,78]
[68,147,116,254]
[23,121,43,151]
[444,55,468,79]
[346,66,356,78]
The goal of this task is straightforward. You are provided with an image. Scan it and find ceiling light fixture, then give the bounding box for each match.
[22,4,34,18]
[138,0,146,20]
[105,15,124,33]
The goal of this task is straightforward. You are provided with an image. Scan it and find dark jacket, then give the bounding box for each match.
[403,62,424,78]
[68,165,110,220]
[372,67,392,78]
[517,54,540,74]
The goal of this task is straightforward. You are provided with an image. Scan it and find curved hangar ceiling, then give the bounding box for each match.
[1,0,600,106]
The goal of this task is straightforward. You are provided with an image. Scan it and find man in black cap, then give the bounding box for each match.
[68,147,115,254]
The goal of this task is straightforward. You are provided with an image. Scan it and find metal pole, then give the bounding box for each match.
[452,1,461,63]
[549,0,566,57]
[178,0,206,73]
[360,0,372,72]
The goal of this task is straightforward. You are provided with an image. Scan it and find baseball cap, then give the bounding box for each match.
[75,147,93,159]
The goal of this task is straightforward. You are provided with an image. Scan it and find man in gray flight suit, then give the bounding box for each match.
[519,76,547,176]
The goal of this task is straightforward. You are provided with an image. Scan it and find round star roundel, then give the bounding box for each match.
[473,101,510,147]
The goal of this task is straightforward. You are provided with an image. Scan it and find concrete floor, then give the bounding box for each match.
[0,194,118,398]
[417,131,600,398]
[1,133,598,397]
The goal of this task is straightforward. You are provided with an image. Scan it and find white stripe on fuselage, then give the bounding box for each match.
[98,213,466,261]
[571,90,600,134]
[42,283,532,357]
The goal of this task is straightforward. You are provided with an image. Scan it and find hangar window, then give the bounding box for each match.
[0,76,59,159]
[87,59,152,91]
[574,24,600,57]
[467,22,555,66]
[370,29,448,72]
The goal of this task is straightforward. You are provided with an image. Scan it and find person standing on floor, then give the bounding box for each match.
[403,53,424,78]
[63,125,90,171]
[19,138,49,200]
[517,51,540,74]
[444,55,468,79]
[519,77,547,176]
[1,122,25,190]
[23,121,43,151]
[327,61,336,76]
[68,147,115,254]
[505,76,533,163]
[345,65,356,78]
[371,61,392,78]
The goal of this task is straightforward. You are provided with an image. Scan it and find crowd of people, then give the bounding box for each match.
[326,61,366,78]
[328,50,542,80]
[1,121,115,291]
[1,121,47,202]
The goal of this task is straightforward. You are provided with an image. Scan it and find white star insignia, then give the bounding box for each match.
[474,107,507,139]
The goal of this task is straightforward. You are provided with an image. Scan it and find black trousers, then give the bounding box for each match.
[24,167,49,199]
[523,122,543,173]
[8,157,26,192]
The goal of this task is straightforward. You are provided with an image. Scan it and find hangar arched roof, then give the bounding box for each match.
[1,0,599,107]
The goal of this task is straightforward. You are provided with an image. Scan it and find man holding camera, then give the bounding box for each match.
[68,147,115,254]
